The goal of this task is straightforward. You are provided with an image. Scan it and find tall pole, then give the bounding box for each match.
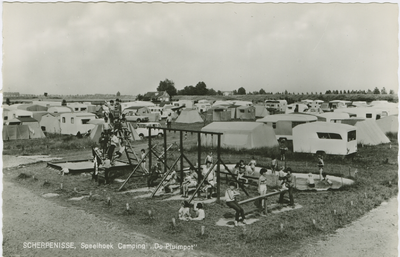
[197,132,202,197]
[164,128,167,175]
[217,134,221,203]
[148,127,152,172]
[180,130,184,194]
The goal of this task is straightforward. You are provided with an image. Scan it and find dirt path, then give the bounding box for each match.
[2,156,212,257]
[289,197,398,257]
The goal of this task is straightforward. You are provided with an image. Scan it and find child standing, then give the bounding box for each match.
[258,168,268,208]
[225,182,245,226]
[317,156,324,180]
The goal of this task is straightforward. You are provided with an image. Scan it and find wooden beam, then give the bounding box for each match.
[238,189,287,205]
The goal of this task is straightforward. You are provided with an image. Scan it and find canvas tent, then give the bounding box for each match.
[234,106,256,120]
[206,106,231,121]
[175,109,203,123]
[257,114,317,140]
[3,117,46,140]
[255,105,269,118]
[201,122,278,149]
[376,115,398,134]
[341,119,391,145]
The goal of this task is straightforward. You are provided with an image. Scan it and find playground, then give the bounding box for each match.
[3,122,398,257]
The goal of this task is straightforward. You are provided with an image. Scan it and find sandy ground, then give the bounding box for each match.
[289,200,398,257]
[2,155,399,257]
[2,156,213,257]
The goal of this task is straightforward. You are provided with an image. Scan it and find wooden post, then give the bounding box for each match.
[163,128,167,176]
[32,175,35,180]
[74,187,77,192]
[89,191,92,199]
[280,223,284,232]
[312,219,316,225]
[180,131,184,194]
[60,183,63,190]
[350,201,353,206]
[172,218,176,227]
[201,226,205,235]
[126,203,130,212]
[264,199,268,214]
[107,197,111,206]
[334,210,336,215]
[217,134,221,203]
[148,210,152,218]
[364,192,367,198]
[197,132,202,197]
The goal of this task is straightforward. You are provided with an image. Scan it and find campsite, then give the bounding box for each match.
[2,97,398,257]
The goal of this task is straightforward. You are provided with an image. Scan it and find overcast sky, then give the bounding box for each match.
[2,2,399,95]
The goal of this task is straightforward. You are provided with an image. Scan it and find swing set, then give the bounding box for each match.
[118,127,249,203]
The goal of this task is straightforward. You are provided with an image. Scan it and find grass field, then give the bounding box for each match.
[3,121,398,257]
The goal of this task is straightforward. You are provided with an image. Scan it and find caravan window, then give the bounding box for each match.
[81,107,87,111]
[62,117,66,123]
[366,113,372,118]
[240,109,245,113]
[329,133,342,140]
[272,122,277,129]
[71,117,74,124]
[81,119,91,124]
[74,108,79,111]
[348,131,356,142]
[317,133,342,140]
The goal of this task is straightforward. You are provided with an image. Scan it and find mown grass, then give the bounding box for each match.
[3,123,398,257]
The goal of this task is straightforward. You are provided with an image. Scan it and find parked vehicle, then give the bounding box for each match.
[135,122,164,139]
[123,110,149,122]
[265,100,287,113]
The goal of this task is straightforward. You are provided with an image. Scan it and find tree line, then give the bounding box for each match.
[140,78,396,100]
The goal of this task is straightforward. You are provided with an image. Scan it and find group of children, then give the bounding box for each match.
[178,201,205,221]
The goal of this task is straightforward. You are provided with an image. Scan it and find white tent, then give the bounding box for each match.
[376,115,398,134]
[342,119,391,145]
[175,109,203,123]
[201,122,278,149]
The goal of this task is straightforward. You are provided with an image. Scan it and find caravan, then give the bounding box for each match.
[40,112,96,135]
[293,122,357,156]
[265,100,287,113]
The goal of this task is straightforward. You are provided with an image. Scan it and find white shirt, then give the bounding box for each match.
[191,209,205,220]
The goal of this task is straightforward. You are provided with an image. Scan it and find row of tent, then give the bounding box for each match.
[173,105,268,124]
[198,114,397,152]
